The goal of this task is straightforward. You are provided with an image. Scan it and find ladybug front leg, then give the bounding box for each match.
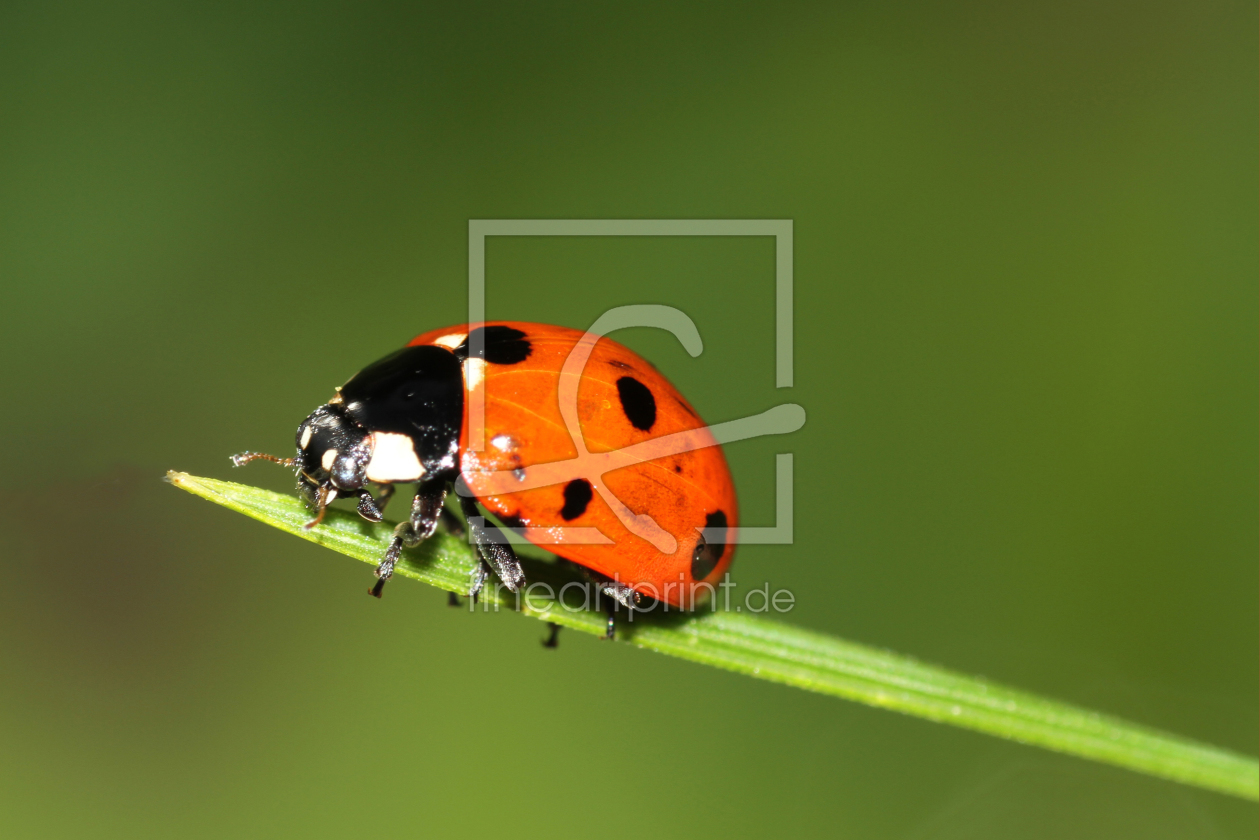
[369,479,447,598]
[354,483,397,523]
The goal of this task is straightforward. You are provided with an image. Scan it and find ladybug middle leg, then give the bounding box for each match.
[370,479,448,598]
[455,487,525,601]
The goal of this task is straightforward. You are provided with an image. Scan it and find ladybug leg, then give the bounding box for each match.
[369,538,403,598]
[355,489,384,522]
[402,479,449,542]
[448,559,486,604]
[542,622,561,648]
[456,492,526,593]
[598,582,641,641]
[369,480,447,598]
[467,559,491,604]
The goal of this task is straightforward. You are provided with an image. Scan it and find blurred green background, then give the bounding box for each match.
[1,1,1255,837]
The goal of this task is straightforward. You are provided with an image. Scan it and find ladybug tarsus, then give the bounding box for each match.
[408,480,448,542]
[469,560,490,605]
[457,489,525,593]
[356,490,383,522]
[447,591,462,608]
[542,622,561,648]
[370,537,403,598]
[600,581,640,609]
[598,581,640,642]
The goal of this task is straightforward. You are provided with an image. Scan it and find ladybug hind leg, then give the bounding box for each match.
[369,480,447,598]
[554,562,640,641]
[598,582,641,642]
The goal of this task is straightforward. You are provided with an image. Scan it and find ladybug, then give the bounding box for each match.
[233,322,737,640]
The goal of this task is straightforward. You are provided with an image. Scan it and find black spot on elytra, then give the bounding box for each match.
[498,512,526,530]
[691,510,728,581]
[454,326,532,365]
[560,479,593,521]
[616,376,656,431]
[673,463,682,474]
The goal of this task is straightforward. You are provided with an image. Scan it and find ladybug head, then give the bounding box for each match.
[293,404,371,504]
[231,402,371,526]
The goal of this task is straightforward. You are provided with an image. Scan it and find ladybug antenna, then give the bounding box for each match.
[231,451,297,468]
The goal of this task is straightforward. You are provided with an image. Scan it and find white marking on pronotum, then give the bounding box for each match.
[321,448,338,470]
[463,357,487,392]
[433,333,466,350]
[300,424,314,449]
[365,432,425,483]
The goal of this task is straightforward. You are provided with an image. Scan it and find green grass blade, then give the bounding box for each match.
[167,471,1259,801]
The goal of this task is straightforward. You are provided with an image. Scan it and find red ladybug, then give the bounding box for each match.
[233,322,737,639]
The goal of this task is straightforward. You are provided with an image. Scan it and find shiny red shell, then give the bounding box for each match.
[408,322,737,608]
